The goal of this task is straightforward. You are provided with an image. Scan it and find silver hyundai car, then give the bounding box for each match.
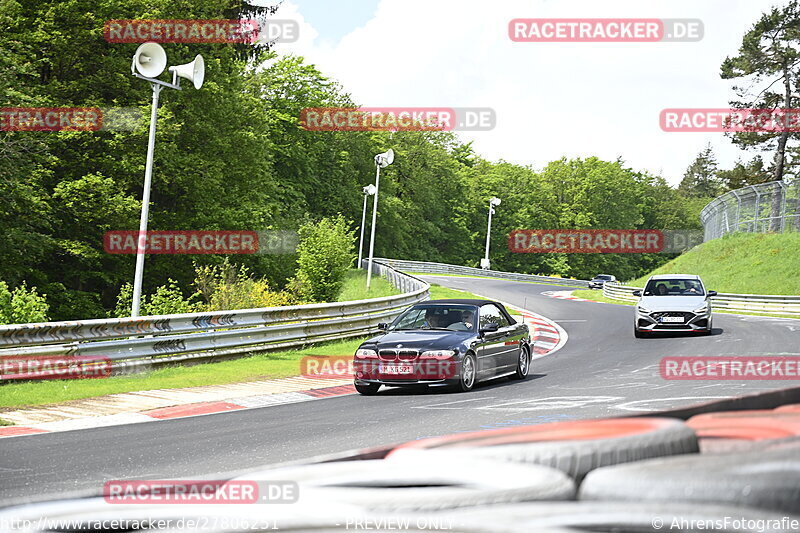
[633,274,717,337]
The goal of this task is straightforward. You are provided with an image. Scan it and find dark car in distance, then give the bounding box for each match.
[353,299,532,395]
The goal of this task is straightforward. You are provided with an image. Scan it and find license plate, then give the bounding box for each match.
[379,365,414,375]
[660,316,684,323]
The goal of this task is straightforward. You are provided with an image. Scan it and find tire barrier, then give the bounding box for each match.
[578,440,800,514]
[687,410,800,441]
[387,417,699,481]
[230,455,576,513]
[435,502,798,533]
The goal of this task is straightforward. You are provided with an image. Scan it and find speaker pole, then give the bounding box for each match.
[131,83,163,317]
[129,44,204,317]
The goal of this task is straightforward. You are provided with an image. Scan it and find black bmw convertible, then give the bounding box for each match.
[352,299,532,395]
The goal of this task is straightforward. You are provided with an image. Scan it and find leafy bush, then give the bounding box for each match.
[112,279,201,318]
[0,282,49,325]
[194,259,298,311]
[291,216,356,302]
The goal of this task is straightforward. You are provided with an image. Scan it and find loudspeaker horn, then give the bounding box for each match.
[131,42,167,78]
[375,148,394,168]
[169,54,205,89]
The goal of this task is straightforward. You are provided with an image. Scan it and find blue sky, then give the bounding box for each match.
[290,0,381,45]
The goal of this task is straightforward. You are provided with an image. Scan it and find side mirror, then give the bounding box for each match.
[632,290,642,297]
[707,291,717,297]
[377,322,389,331]
[480,323,499,335]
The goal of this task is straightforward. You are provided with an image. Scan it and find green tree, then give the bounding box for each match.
[679,145,721,198]
[291,216,355,302]
[721,0,800,229]
[0,281,49,324]
[717,156,771,190]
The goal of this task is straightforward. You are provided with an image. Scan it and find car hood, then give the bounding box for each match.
[367,330,472,350]
[638,295,708,311]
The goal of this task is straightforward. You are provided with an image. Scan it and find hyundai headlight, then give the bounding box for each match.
[693,304,709,314]
[637,306,651,314]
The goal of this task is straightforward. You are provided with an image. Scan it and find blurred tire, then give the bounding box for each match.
[687,410,800,441]
[388,417,698,481]
[579,442,800,513]
[434,501,797,533]
[233,455,575,512]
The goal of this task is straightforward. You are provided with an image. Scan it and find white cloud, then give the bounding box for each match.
[276,0,783,185]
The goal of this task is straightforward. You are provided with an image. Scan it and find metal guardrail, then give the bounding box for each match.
[374,258,591,288]
[602,283,800,317]
[0,261,429,376]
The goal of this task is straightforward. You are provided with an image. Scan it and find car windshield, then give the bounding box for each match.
[644,279,705,296]
[595,275,612,280]
[390,304,477,331]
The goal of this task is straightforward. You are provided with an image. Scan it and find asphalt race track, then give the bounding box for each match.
[2,276,798,502]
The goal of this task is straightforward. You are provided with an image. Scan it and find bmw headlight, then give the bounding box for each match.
[355,348,378,358]
[421,350,456,360]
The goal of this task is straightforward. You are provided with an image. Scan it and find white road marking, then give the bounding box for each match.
[476,396,625,412]
[614,396,729,412]
[412,397,497,410]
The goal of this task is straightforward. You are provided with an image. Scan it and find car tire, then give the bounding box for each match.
[354,382,380,396]
[389,417,698,482]
[451,352,477,392]
[633,326,644,338]
[510,345,531,380]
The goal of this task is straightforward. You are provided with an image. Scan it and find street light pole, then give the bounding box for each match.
[481,197,501,270]
[366,149,394,289]
[358,184,376,267]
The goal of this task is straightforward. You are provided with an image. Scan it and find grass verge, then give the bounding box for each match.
[628,232,800,295]
[573,289,634,306]
[409,271,585,290]
[337,269,399,301]
[0,337,366,411]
